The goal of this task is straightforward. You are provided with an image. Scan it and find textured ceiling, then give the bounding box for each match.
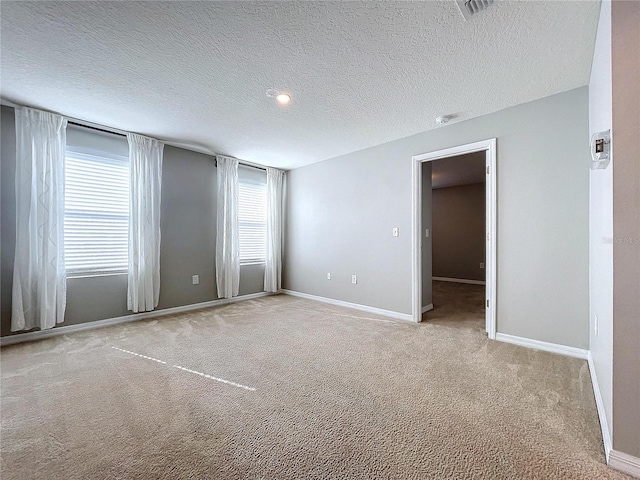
[0,1,600,169]
[432,152,486,189]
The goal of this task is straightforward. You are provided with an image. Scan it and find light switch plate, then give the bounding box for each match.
[192,275,199,285]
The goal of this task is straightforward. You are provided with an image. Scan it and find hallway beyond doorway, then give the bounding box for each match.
[424,280,485,332]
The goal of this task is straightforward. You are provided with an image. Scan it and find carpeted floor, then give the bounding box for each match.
[0,289,631,479]
[426,280,486,328]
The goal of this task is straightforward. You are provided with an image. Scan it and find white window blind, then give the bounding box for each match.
[64,150,130,276]
[238,181,267,264]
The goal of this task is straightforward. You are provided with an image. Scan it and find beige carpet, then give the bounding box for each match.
[0,288,630,479]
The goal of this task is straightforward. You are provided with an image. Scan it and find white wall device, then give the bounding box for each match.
[590,130,611,170]
[455,0,495,20]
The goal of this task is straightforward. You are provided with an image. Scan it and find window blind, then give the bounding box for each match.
[238,181,267,264]
[64,150,130,276]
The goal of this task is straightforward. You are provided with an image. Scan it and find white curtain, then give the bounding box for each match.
[216,156,240,299]
[12,107,68,331]
[264,167,285,292]
[127,133,163,313]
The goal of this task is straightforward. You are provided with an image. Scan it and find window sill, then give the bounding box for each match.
[240,261,266,267]
[66,272,127,279]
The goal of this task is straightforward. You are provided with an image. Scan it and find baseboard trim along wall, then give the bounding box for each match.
[587,352,613,461]
[609,450,640,478]
[494,333,589,359]
[0,292,273,347]
[280,289,413,322]
[422,304,434,314]
[432,276,486,285]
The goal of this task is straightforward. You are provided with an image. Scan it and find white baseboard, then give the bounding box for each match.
[609,450,640,478]
[587,352,612,461]
[494,333,589,359]
[0,292,273,347]
[422,303,434,314]
[433,276,486,285]
[587,357,640,479]
[280,289,413,322]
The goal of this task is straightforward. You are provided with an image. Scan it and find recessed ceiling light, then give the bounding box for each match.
[266,88,292,105]
[276,93,291,105]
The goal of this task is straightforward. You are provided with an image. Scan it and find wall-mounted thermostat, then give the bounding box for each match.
[591,130,611,170]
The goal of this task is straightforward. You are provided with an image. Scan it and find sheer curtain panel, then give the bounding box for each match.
[12,107,68,331]
[264,167,285,292]
[127,133,164,313]
[216,156,240,299]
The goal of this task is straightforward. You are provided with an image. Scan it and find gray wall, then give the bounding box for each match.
[0,106,266,337]
[432,183,485,282]
[612,0,640,458]
[284,87,590,349]
[421,162,432,310]
[1,107,17,332]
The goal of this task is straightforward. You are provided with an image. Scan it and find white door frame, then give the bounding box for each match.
[411,138,497,339]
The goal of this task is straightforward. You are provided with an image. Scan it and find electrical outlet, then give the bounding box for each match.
[480,263,485,269]
[594,315,599,336]
[425,228,430,238]
[192,275,199,285]
[327,272,331,280]
[351,275,357,284]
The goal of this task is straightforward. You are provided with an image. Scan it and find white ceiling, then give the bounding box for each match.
[0,1,600,170]
[431,152,486,189]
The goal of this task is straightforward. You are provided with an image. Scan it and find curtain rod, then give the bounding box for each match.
[239,162,267,171]
[73,119,266,171]
[69,121,126,137]
[215,158,266,171]
[1,98,273,171]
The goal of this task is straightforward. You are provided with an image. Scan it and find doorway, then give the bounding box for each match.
[411,139,496,339]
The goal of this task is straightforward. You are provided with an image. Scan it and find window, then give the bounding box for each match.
[64,149,130,276]
[238,181,267,264]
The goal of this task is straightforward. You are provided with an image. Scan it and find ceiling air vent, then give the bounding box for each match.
[455,0,495,20]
